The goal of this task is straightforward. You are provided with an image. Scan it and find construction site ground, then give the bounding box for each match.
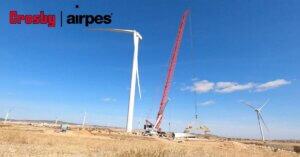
[0,123,299,157]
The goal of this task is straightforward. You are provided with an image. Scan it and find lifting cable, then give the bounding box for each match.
[188,10,199,121]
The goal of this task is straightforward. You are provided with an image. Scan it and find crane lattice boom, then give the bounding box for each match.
[154,9,190,130]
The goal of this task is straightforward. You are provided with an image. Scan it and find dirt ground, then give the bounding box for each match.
[0,124,299,157]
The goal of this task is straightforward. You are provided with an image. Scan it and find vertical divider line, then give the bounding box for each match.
[60,11,63,27]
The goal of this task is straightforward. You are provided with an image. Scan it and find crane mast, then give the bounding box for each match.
[153,9,190,130]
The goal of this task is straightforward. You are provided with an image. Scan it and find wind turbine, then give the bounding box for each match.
[4,110,11,124]
[82,111,87,128]
[55,117,59,125]
[87,28,142,133]
[241,99,269,141]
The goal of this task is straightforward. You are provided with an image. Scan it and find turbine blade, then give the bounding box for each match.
[134,32,141,99]
[241,100,256,110]
[136,62,142,99]
[258,112,269,131]
[259,99,269,111]
[86,28,134,34]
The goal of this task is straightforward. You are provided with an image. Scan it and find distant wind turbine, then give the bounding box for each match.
[55,117,59,125]
[87,28,142,133]
[82,111,87,128]
[241,99,269,141]
[4,110,11,124]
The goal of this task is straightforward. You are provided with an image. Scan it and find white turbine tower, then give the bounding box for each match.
[88,28,142,133]
[82,111,87,128]
[4,110,11,124]
[242,100,269,141]
[55,117,59,125]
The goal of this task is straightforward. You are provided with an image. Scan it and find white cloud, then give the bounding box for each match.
[101,97,116,103]
[182,79,291,94]
[181,80,215,93]
[215,82,235,88]
[255,79,291,92]
[199,100,215,106]
[215,82,254,93]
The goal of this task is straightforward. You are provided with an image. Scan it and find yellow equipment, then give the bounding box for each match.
[184,120,210,134]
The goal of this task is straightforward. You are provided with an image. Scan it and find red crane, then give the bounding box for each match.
[146,9,190,132]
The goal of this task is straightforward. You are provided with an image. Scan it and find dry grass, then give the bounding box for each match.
[0,124,299,157]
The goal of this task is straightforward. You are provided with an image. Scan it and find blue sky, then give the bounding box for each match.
[0,0,299,139]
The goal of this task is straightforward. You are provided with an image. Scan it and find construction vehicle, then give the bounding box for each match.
[144,9,190,137]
